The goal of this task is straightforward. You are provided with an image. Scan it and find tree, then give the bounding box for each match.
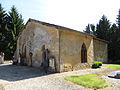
[6,6,24,59]
[116,9,120,47]
[84,12,120,62]
[108,23,118,60]
[114,9,120,60]
[84,24,94,35]
[117,9,120,29]
[96,15,111,41]
[90,24,96,35]
[8,6,24,40]
[0,4,8,53]
[0,4,24,59]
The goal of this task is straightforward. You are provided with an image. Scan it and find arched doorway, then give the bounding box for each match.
[81,43,87,63]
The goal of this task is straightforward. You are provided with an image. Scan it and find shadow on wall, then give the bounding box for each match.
[0,64,54,81]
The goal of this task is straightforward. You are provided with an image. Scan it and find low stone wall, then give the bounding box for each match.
[62,63,91,72]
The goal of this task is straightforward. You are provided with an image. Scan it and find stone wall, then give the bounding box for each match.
[59,29,94,72]
[15,19,108,72]
[16,21,60,72]
[93,39,108,63]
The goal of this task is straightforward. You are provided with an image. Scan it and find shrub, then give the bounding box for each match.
[92,61,102,68]
[97,61,102,66]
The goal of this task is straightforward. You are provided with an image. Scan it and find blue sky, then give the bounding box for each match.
[1,0,120,31]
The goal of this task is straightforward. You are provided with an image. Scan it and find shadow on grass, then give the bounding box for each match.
[0,64,54,81]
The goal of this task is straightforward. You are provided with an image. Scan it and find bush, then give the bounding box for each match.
[92,61,102,68]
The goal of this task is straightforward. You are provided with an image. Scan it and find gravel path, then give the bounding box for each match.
[0,64,120,90]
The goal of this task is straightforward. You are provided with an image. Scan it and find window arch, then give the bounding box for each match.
[81,43,87,63]
[41,45,45,51]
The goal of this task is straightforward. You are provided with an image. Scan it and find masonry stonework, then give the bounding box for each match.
[16,21,60,72]
[59,29,94,72]
[15,19,108,72]
[93,39,108,63]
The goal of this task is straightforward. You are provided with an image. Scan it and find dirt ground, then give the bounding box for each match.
[0,64,119,90]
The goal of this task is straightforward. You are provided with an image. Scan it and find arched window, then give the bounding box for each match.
[41,45,45,51]
[81,43,87,63]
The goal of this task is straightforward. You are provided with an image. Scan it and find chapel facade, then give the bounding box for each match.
[15,19,108,72]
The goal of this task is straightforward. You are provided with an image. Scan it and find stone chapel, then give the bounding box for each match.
[15,19,108,72]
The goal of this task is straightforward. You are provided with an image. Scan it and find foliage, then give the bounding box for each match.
[84,24,95,35]
[108,24,118,60]
[0,4,8,53]
[105,64,120,68]
[96,15,111,41]
[0,4,24,59]
[92,61,102,68]
[117,9,120,29]
[90,24,96,35]
[6,6,24,59]
[65,74,109,89]
[84,10,120,62]
[115,9,120,60]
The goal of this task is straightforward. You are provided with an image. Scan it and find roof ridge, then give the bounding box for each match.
[28,18,95,37]
[18,18,108,43]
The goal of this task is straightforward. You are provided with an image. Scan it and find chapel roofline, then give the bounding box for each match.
[93,37,109,43]
[27,18,95,37]
[19,18,108,43]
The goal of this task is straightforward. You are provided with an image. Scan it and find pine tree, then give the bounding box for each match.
[0,4,8,52]
[96,15,111,41]
[108,23,118,60]
[8,6,24,40]
[116,9,120,45]
[7,6,24,59]
[90,24,96,35]
[115,9,120,60]
[117,9,120,29]
[84,24,94,35]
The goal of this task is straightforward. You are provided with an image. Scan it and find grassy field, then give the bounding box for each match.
[65,74,109,89]
[105,64,120,68]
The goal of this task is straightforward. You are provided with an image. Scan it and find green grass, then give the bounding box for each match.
[105,64,120,68]
[65,74,109,89]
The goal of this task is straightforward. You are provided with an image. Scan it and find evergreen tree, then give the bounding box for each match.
[115,9,120,60]
[117,9,120,29]
[108,23,118,60]
[7,6,24,59]
[84,24,94,35]
[116,9,120,47]
[0,4,8,53]
[90,24,96,35]
[96,15,111,41]
[84,12,120,62]
[8,6,24,40]
[0,4,24,59]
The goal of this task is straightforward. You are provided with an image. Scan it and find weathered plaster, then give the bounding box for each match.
[59,29,94,72]
[15,19,108,72]
[16,21,60,72]
[93,39,108,63]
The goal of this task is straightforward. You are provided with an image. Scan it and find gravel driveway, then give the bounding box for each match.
[0,64,120,90]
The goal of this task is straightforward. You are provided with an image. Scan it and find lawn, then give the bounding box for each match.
[105,64,120,69]
[65,74,109,89]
